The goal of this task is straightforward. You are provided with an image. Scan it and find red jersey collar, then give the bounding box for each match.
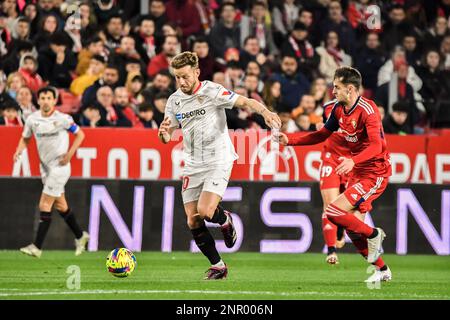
[192,81,203,94]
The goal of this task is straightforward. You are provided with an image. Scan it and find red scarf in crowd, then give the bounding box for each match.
[289,36,314,59]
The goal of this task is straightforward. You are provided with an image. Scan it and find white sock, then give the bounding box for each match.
[212,260,225,268]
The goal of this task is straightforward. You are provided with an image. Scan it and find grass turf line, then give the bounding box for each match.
[0,251,449,300]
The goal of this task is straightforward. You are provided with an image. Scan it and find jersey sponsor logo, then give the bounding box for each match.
[175,108,206,120]
[36,132,59,138]
[175,101,181,106]
[345,134,358,143]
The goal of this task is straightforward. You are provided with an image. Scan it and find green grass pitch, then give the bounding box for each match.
[1,251,449,300]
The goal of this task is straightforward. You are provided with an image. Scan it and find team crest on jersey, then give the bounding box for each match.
[351,119,357,129]
[351,194,358,200]
[197,96,205,104]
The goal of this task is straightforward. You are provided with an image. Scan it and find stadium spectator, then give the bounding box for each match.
[402,33,421,69]
[100,14,124,50]
[138,101,158,128]
[0,11,11,58]
[423,16,448,50]
[75,36,105,76]
[354,32,386,96]
[272,0,299,46]
[142,69,174,100]
[10,16,31,43]
[93,0,121,27]
[22,3,40,38]
[5,71,25,99]
[16,85,37,121]
[262,79,281,111]
[79,104,110,127]
[298,8,318,46]
[239,36,268,70]
[294,112,316,132]
[245,61,264,92]
[309,77,331,111]
[114,86,139,127]
[1,39,34,75]
[291,94,323,126]
[240,1,278,57]
[281,21,320,81]
[70,54,106,96]
[278,104,298,133]
[32,13,59,52]
[441,34,450,70]
[270,55,310,111]
[1,0,19,24]
[382,101,412,135]
[243,73,263,103]
[320,0,356,56]
[18,54,44,93]
[126,72,145,109]
[93,85,129,127]
[378,46,423,96]
[81,64,120,108]
[151,90,169,126]
[208,2,240,59]
[110,36,143,85]
[37,0,65,27]
[0,69,15,109]
[316,30,352,85]
[192,36,223,81]
[381,4,415,54]
[38,32,77,89]
[133,16,156,66]
[147,0,167,41]
[79,2,99,40]
[222,60,244,90]
[0,99,22,126]
[165,0,203,40]
[375,60,420,132]
[147,35,179,78]
[417,49,450,118]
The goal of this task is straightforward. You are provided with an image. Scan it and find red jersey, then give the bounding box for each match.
[287,96,391,178]
[324,96,391,177]
[321,99,351,162]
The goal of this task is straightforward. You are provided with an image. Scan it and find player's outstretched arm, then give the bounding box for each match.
[158,116,176,144]
[60,128,85,165]
[13,137,31,162]
[234,96,281,129]
[274,126,333,146]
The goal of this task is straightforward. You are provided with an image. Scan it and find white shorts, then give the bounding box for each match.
[181,163,233,204]
[40,164,71,197]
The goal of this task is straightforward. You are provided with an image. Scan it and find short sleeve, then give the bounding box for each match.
[164,97,179,128]
[214,85,240,109]
[62,114,79,134]
[22,117,33,138]
[324,106,339,132]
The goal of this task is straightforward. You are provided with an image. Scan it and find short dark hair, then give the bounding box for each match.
[2,99,20,111]
[17,17,30,24]
[244,36,258,46]
[221,2,236,12]
[37,86,58,99]
[138,102,153,113]
[49,32,69,46]
[333,66,362,89]
[105,64,120,72]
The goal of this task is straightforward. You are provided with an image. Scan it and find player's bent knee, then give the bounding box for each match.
[187,215,203,229]
[196,204,216,220]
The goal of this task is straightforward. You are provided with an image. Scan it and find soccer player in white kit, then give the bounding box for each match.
[13,87,90,258]
[158,52,281,279]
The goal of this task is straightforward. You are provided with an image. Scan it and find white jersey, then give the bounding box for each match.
[165,81,239,171]
[23,110,79,168]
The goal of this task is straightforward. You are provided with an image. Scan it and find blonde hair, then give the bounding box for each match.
[170,51,199,70]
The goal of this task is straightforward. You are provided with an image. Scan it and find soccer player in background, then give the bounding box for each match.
[317,100,352,265]
[13,87,89,258]
[158,51,281,280]
[275,66,392,283]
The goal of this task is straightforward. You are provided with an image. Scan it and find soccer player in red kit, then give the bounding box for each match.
[319,100,351,265]
[276,66,392,283]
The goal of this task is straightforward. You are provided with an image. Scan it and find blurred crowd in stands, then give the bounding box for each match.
[0,0,449,134]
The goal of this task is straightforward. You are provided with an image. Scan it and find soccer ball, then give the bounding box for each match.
[106,248,137,277]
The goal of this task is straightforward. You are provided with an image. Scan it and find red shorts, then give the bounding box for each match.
[319,157,349,192]
[344,175,389,213]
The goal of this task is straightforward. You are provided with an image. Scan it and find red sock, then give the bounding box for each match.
[325,204,374,237]
[347,231,385,269]
[322,213,337,248]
